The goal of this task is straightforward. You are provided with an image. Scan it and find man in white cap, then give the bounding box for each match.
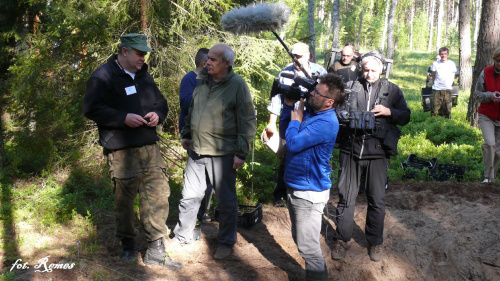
[265,42,327,206]
[84,33,181,270]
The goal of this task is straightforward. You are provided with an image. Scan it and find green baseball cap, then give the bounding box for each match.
[120,33,153,52]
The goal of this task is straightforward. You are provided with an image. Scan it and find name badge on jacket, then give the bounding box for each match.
[125,86,137,95]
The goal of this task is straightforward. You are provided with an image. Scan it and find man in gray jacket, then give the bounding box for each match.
[169,43,256,260]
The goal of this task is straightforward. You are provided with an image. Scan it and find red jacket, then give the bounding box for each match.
[478,65,500,120]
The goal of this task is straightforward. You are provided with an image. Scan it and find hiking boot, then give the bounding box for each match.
[214,244,232,260]
[143,238,182,270]
[121,238,137,261]
[198,213,211,223]
[193,219,202,241]
[305,263,328,281]
[331,240,349,261]
[368,244,383,262]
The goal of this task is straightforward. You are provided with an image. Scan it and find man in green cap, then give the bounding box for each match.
[83,33,181,270]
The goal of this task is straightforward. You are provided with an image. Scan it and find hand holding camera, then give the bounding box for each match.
[291,98,305,123]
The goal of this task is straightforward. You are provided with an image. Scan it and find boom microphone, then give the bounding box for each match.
[221,2,311,79]
[221,2,291,35]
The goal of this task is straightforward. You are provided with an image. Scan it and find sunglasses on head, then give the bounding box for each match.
[345,43,354,46]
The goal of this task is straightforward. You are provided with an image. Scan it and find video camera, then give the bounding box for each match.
[270,72,318,101]
[336,88,376,130]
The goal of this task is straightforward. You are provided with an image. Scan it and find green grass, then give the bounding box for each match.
[389,51,482,181]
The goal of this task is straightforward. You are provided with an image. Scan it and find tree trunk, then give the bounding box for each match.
[381,0,390,50]
[436,0,444,50]
[140,0,147,32]
[331,0,341,49]
[357,7,365,46]
[323,12,332,54]
[410,0,415,50]
[459,0,473,90]
[427,0,436,52]
[386,0,397,59]
[466,0,500,127]
[308,0,316,62]
[319,0,325,21]
[473,0,482,50]
[427,0,431,18]
[292,21,299,38]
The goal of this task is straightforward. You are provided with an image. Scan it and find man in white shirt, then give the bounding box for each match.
[430,47,457,118]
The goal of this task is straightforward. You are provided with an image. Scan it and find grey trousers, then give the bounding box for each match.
[173,151,237,246]
[333,153,388,246]
[287,192,326,272]
[478,114,500,180]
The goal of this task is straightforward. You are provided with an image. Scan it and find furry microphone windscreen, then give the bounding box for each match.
[221,2,291,35]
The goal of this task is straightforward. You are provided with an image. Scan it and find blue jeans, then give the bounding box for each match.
[287,192,326,272]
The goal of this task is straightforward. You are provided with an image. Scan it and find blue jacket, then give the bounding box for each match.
[284,108,339,191]
[178,71,198,132]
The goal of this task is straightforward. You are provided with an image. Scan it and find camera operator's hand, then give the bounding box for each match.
[372,105,392,117]
[124,113,148,128]
[266,122,277,138]
[284,97,298,106]
[181,139,192,151]
[233,155,245,169]
[291,98,305,123]
[490,92,500,103]
[144,112,159,127]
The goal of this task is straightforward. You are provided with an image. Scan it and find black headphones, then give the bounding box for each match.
[360,51,387,74]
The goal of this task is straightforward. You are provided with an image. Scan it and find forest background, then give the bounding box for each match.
[0,0,499,279]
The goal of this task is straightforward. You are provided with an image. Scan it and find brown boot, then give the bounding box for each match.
[214,244,232,260]
[331,240,349,260]
[368,244,383,262]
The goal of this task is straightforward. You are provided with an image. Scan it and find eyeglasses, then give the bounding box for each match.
[495,59,500,63]
[312,89,332,100]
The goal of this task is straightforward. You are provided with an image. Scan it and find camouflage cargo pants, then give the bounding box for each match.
[107,143,170,242]
[430,89,452,118]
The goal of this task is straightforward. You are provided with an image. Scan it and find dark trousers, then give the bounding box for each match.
[108,144,170,242]
[273,156,287,201]
[197,181,214,221]
[333,152,388,246]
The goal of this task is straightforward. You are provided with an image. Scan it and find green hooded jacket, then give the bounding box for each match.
[181,67,256,160]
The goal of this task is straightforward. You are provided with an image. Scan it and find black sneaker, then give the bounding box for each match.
[143,238,182,270]
[193,219,202,241]
[121,238,137,261]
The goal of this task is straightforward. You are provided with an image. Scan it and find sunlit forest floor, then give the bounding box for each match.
[1,51,499,281]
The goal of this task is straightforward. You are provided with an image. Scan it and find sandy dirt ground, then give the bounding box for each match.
[5,181,500,281]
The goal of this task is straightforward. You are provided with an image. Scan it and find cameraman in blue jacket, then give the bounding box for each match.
[285,73,346,281]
